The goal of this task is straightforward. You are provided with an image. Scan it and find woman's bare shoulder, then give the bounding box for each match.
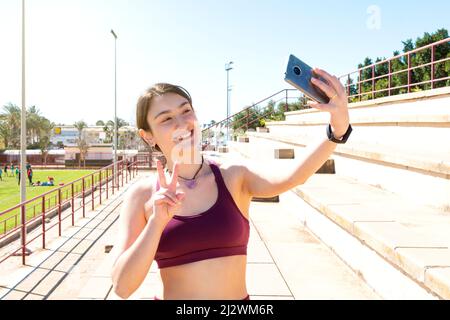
[123,174,156,204]
[206,156,247,181]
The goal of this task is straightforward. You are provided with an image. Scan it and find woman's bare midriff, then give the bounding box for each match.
[147,159,251,300]
[157,255,248,300]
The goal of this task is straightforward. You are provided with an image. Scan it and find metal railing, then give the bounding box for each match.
[201,38,450,147]
[0,155,150,265]
[338,37,450,101]
[201,89,306,147]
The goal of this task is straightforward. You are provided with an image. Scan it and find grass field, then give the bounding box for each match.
[0,169,101,234]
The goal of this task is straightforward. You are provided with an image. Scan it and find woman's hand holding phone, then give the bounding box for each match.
[307,68,350,138]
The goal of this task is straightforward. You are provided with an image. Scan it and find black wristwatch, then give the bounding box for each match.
[326,123,352,144]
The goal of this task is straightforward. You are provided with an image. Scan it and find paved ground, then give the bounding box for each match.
[0,167,380,300]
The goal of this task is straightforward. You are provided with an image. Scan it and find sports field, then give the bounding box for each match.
[0,169,97,234]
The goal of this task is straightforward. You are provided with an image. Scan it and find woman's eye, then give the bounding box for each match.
[184,109,191,114]
[163,117,172,122]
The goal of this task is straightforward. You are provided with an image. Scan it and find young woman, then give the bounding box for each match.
[111,68,351,300]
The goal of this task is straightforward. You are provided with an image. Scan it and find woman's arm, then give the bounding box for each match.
[110,180,164,299]
[241,68,350,198]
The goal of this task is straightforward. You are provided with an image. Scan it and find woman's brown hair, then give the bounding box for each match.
[136,83,194,152]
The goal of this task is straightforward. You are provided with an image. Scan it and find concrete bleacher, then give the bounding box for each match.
[227,87,450,299]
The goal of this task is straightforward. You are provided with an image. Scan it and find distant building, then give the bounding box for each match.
[51,125,139,148]
[51,126,106,147]
[0,149,65,165]
[64,145,113,167]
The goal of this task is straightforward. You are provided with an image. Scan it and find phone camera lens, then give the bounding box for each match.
[293,66,301,76]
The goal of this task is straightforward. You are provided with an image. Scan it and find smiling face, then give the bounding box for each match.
[138,91,201,164]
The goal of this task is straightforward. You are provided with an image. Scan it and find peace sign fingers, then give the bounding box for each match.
[156,159,168,189]
[168,161,179,190]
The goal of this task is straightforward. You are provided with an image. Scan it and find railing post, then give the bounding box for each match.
[82,178,85,218]
[117,163,120,192]
[99,170,102,205]
[388,60,392,96]
[91,174,94,211]
[126,162,128,184]
[372,65,375,99]
[21,204,26,265]
[106,168,109,199]
[121,162,124,187]
[71,183,74,226]
[58,188,62,236]
[246,109,249,132]
[347,75,351,97]
[431,45,435,89]
[112,165,115,195]
[407,53,411,93]
[285,90,288,113]
[42,196,46,249]
[358,69,362,101]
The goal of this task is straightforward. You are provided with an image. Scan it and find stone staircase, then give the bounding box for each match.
[226,87,450,299]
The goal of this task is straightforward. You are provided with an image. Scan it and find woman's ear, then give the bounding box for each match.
[138,129,155,146]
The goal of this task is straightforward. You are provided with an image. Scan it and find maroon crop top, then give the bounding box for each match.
[154,160,250,269]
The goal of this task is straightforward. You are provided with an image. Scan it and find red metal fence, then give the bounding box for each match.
[0,154,150,265]
[338,37,450,101]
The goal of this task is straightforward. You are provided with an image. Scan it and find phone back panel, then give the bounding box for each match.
[284,54,330,104]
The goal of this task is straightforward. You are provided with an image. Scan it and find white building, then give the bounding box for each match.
[51,125,138,148]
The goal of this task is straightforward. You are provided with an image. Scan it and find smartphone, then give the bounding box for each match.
[284,54,330,104]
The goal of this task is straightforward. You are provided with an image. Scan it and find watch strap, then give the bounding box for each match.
[327,123,352,144]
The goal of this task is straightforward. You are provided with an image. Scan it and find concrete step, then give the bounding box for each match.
[229,132,450,212]
[290,174,450,299]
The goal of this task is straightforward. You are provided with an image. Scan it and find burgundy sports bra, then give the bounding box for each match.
[154,160,250,269]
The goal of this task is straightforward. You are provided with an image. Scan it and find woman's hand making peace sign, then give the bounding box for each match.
[145,160,186,226]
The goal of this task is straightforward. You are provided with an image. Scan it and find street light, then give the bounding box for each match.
[111,29,118,189]
[18,0,31,263]
[225,61,233,146]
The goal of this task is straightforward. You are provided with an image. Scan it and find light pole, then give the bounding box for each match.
[111,29,118,188]
[225,61,233,146]
[19,0,32,263]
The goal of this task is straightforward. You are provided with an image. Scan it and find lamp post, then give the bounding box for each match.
[225,61,233,145]
[111,29,118,188]
[18,0,32,263]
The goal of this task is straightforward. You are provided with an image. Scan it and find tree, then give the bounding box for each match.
[26,105,41,145]
[0,104,54,152]
[96,120,105,126]
[101,118,129,144]
[74,120,88,168]
[0,103,21,149]
[119,128,139,150]
[355,28,450,98]
[38,118,54,165]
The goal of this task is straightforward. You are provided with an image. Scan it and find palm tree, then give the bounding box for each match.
[102,118,129,144]
[38,118,54,165]
[0,103,21,149]
[74,120,88,168]
[27,105,41,145]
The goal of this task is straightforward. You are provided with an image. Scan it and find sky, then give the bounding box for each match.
[0,0,449,127]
